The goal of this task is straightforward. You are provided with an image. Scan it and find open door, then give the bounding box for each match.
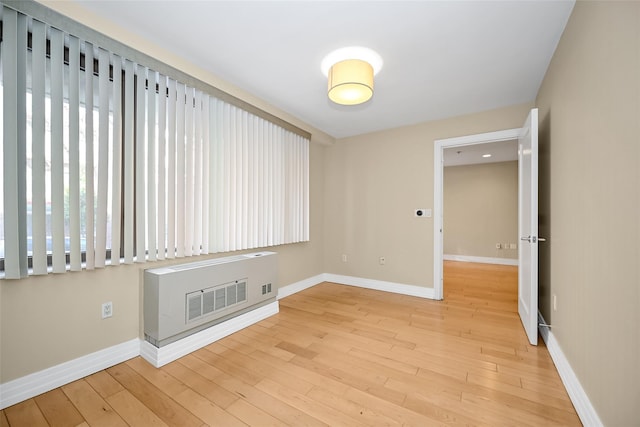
[518,108,540,345]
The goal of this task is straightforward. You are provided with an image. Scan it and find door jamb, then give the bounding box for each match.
[433,128,521,300]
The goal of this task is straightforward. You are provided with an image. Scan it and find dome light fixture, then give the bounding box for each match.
[321,47,383,106]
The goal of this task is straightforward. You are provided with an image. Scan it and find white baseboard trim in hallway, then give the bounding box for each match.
[538,312,603,427]
[444,254,518,266]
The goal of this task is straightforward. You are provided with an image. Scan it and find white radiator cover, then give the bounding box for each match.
[144,251,277,347]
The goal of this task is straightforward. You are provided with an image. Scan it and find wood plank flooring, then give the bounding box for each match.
[1,261,581,426]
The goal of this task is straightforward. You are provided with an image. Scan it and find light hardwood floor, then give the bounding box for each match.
[1,261,581,426]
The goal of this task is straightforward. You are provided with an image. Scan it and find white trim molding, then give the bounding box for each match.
[444,254,518,266]
[141,301,279,368]
[278,273,435,300]
[538,312,603,427]
[277,274,325,300]
[0,338,140,410]
[324,274,435,299]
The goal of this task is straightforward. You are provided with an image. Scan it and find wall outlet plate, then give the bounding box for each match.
[102,302,113,319]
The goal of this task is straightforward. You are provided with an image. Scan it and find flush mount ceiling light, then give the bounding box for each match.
[482,154,492,158]
[321,47,383,106]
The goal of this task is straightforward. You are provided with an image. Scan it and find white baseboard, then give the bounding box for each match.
[538,312,603,427]
[444,254,518,266]
[278,273,435,300]
[277,274,325,300]
[1,303,279,409]
[140,301,279,368]
[324,273,435,299]
[0,338,139,410]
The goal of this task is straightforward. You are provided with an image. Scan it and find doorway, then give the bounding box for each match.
[433,108,546,345]
[433,108,540,345]
[441,141,519,266]
[433,127,521,300]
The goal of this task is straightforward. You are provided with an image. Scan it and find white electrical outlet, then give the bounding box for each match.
[342,254,347,262]
[496,243,501,249]
[379,256,386,265]
[102,302,113,319]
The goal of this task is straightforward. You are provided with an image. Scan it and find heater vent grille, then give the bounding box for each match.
[186,279,248,323]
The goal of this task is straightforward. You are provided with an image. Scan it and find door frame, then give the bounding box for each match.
[433,128,521,300]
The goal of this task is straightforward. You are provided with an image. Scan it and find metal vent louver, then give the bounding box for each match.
[215,288,226,311]
[187,293,202,321]
[238,281,247,302]
[203,289,216,315]
[185,279,248,323]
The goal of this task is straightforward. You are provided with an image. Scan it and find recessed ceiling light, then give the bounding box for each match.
[482,154,492,158]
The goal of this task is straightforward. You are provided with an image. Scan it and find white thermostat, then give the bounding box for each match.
[415,208,432,218]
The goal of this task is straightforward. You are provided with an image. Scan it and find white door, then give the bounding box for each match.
[518,108,539,346]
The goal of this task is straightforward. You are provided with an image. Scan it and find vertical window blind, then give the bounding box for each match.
[0,4,310,279]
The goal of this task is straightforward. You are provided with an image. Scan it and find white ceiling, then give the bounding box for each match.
[72,0,574,139]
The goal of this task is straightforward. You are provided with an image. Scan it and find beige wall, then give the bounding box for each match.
[323,104,531,286]
[443,161,518,259]
[536,1,640,425]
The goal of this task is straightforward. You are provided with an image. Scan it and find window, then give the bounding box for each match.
[1,5,309,279]
[0,84,110,257]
